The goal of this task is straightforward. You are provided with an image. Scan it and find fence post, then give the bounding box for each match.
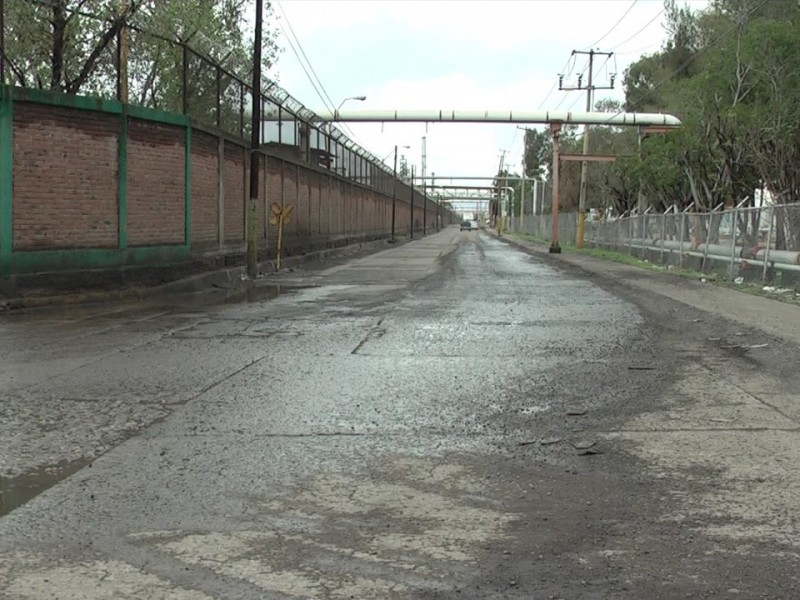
[0,0,5,85]
[762,205,774,283]
[701,205,722,272]
[679,208,686,269]
[729,198,748,280]
[628,212,634,255]
[215,65,222,129]
[239,85,245,138]
[182,44,189,115]
[660,206,670,267]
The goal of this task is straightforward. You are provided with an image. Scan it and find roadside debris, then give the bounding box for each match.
[566,408,587,416]
[540,437,563,446]
[719,343,769,351]
[518,437,564,447]
[577,447,603,456]
[571,440,597,450]
[628,366,655,371]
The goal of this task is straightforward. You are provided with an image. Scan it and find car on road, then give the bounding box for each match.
[460,221,472,231]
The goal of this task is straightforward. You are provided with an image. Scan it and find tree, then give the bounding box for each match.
[521,128,551,181]
[2,0,281,133]
[3,0,133,93]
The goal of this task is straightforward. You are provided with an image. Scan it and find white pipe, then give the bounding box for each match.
[316,109,682,127]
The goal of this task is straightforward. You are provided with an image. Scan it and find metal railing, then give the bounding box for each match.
[585,203,800,284]
[0,1,398,194]
[508,202,800,286]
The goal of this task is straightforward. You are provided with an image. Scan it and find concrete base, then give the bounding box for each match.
[549,245,562,254]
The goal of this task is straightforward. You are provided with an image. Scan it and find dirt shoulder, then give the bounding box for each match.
[486,230,800,598]
[502,232,800,346]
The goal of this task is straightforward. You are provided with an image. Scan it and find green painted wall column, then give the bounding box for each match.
[118,107,128,250]
[184,123,191,245]
[0,86,12,277]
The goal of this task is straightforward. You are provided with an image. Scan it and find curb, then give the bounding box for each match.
[0,236,413,311]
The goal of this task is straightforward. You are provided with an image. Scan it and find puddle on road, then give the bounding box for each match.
[1,283,316,321]
[167,283,318,310]
[0,458,91,517]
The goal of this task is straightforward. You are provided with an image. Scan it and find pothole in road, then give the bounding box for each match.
[0,458,91,517]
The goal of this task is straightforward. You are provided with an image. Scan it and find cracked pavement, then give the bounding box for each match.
[1,228,800,598]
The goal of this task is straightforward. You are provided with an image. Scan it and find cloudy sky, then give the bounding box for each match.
[267,0,707,181]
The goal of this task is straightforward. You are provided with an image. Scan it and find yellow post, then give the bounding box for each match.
[269,202,293,271]
[576,211,586,249]
[276,217,283,270]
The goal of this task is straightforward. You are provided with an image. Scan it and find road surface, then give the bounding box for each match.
[2,228,799,599]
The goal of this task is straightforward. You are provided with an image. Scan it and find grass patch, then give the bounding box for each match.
[509,233,800,306]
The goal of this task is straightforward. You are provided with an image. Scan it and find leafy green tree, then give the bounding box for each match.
[2,0,281,134]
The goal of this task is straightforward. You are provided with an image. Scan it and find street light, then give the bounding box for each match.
[246,0,264,278]
[335,95,366,115]
[326,96,366,172]
[391,144,411,243]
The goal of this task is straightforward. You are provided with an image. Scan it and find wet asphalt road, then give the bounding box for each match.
[2,228,799,598]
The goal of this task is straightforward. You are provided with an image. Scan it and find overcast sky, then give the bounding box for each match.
[267,0,708,181]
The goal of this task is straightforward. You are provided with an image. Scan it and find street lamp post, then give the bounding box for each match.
[335,95,366,117]
[246,0,263,278]
[326,95,365,176]
[390,144,410,242]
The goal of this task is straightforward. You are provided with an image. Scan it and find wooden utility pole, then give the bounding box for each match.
[246,0,263,277]
[560,49,614,248]
[117,0,129,103]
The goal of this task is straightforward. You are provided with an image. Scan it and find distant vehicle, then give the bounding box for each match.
[469,220,479,230]
[460,220,472,231]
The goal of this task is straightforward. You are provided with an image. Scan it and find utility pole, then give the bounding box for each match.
[117,0,129,103]
[496,150,507,231]
[246,0,263,277]
[390,144,399,242]
[560,49,615,248]
[409,165,415,239]
[421,136,427,236]
[421,136,427,181]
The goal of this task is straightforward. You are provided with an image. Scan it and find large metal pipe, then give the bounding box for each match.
[316,109,682,127]
[620,238,800,269]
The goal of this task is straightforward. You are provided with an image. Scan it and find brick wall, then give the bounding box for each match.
[12,103,118,250]
[223,141,245,243]
[4,92,457,279]
[127,119,185,246]
[190,131,219,246]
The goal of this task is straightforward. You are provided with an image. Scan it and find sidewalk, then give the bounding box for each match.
[495,230,800,346]
[0,234,441,312]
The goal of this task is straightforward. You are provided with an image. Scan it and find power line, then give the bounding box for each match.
[614,43,660,56]
[604,0,770,122]
[537,55,576,110]
[566,93,583,111]
[276,19,330,111]
[275,1,363,143]
[609,8,666,51]
[586,0,639,50]
[275,4,333,110]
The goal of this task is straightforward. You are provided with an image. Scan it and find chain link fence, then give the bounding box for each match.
[0,1,403,197]
[508,203,800,288]
[585,204,800,286]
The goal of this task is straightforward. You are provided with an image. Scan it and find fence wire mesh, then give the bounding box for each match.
[0,0,401,194]
[513,204,800,288]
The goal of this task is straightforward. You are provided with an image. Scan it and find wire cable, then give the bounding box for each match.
[603,0,770,122]
[537,54,576,110]
[275,1,363,143]
[586,0,639,50]
[609,8,666,52]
